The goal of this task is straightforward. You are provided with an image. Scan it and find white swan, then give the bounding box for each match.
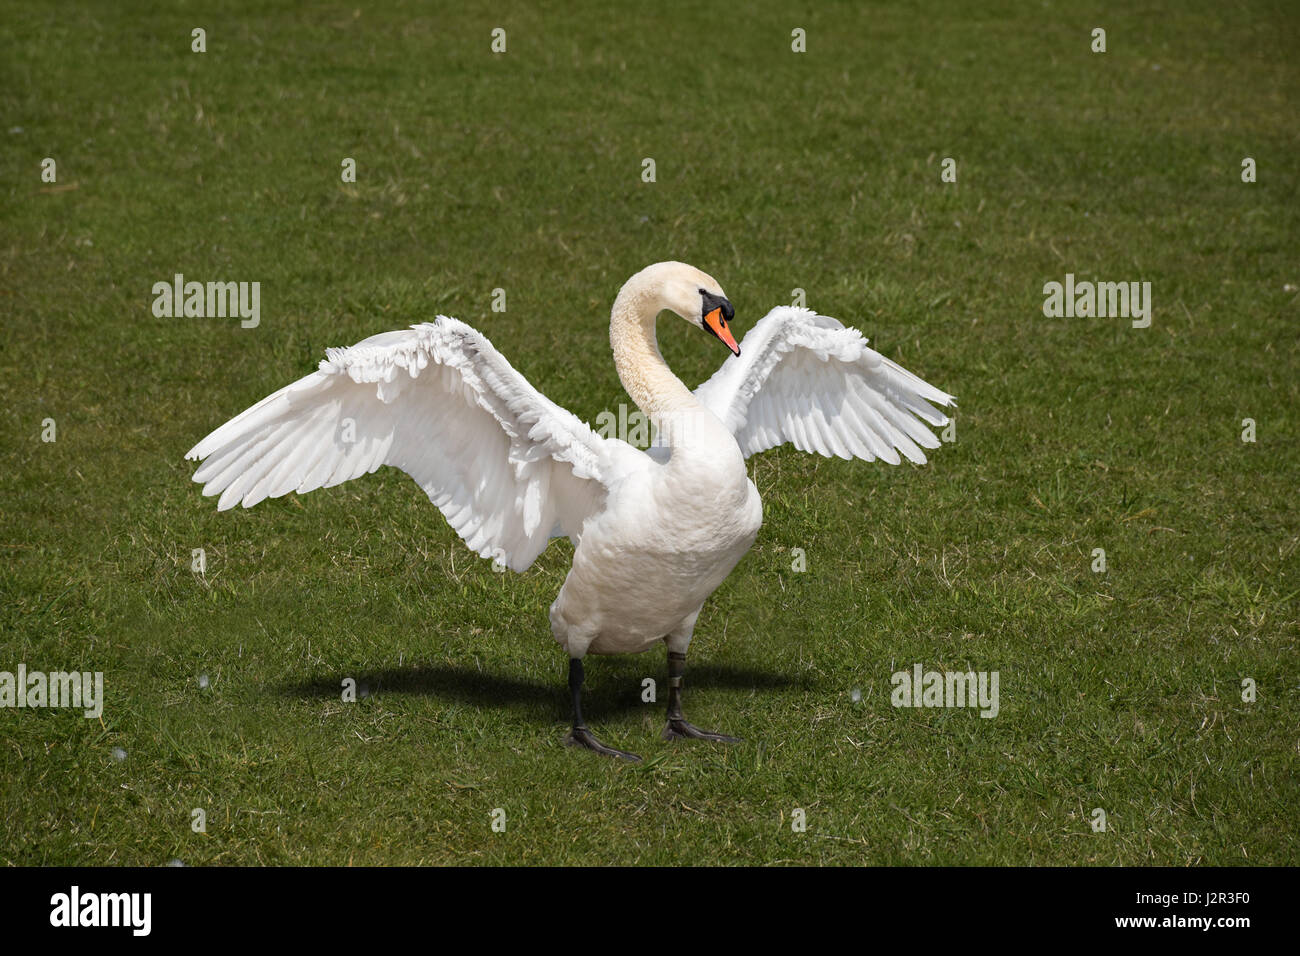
[186,261,955,759]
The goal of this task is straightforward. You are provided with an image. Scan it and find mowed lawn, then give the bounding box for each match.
[1,1,1296,865]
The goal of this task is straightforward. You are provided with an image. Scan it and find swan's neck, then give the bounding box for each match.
[609,285,697,421]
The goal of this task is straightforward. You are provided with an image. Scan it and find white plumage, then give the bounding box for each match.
[186,262,954,759]
[694,306,954,464]
[188,318,630,573]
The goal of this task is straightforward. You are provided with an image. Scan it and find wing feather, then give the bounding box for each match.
[694,306,955,466]
[187,317,643,572]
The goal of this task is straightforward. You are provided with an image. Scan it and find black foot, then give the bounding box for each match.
[662,718,742,743]
[565,725,642,762]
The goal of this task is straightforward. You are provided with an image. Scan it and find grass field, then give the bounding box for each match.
[2,1,1297,866]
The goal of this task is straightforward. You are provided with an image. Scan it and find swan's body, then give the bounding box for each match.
[554,402,762,658]
[187,262,954,759]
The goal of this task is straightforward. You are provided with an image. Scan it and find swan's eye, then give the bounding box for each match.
[699,289,734,323]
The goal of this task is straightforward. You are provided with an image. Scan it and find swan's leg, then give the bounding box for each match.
[563,658,641,762]
[662,650,742,743]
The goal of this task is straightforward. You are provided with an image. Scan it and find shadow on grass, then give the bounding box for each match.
[279,660,806,722]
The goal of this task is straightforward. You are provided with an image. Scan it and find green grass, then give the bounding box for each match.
[1,0,1297,865]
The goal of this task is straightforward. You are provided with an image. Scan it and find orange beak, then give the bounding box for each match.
[704,308,741,356]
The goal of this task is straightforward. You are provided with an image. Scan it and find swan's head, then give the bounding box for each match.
[632,261,741,357]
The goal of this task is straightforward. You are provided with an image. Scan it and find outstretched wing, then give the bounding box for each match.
[186,317,640,571]
[693,306,955,464]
